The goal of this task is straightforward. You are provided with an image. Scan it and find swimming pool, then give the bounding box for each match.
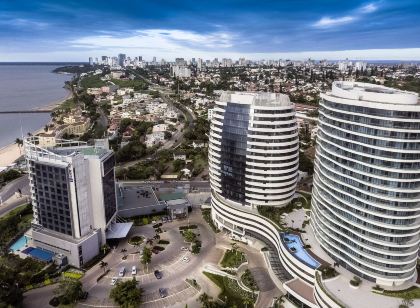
[283,233,320,269]
[9,235,28,252]
[22,247,54,262]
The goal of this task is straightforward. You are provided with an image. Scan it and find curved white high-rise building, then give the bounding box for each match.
[312,81,420,286]
[209,91,299,209]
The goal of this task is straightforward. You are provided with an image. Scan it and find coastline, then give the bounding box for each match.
[0,87,73,168]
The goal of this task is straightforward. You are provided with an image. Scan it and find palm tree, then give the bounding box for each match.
[99,261,108,273]
[197,293,212,307]
[121,248,127,258]
[243,294,253,308]
[15,138,23,154]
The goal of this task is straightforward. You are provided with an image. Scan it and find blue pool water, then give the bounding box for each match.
[9,235,28,252]
[283,234,320,269]
[22,247,54,262]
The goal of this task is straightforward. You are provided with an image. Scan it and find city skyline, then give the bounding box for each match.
[1,0,420,61]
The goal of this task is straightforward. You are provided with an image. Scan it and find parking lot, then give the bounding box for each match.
[80,210,214,307]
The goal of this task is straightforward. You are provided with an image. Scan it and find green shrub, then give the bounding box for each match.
[128,236,144,245]
[63,272,83,280]
[350,276,361,287]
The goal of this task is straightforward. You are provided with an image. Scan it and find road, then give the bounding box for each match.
[0,175,30,216]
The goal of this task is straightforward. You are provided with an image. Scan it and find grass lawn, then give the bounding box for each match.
[203,272,256,307]
[80,75,107,88]
[111,78,148,91]
[379,286,420,299]
[220,249,246,268]
[55,98,77,112]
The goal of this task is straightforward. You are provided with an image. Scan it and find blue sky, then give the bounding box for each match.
[1,0,420,61]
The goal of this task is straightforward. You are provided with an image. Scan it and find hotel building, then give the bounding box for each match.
[24,137,117,267]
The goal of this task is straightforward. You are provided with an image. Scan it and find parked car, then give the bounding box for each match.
[159,288,167,298]
[131,266,137,275]
[154,270,162,279]
[110,278,118,286]
[118,267,126,277]
[182,256,190,263]
[181,247,189,251]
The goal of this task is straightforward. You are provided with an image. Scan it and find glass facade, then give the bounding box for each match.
[30,161,73,236]
[219,103,250,203]
[102,154,117,223]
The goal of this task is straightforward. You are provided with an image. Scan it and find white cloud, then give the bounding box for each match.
[360,3,378,14]
[0,17,49,29]
[313,16,355,28]
[69,29,235,54]
[312,2,380,29]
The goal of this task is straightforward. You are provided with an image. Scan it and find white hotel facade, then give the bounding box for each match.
[209,86,420,308]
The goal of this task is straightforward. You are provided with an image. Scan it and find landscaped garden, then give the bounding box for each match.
[220,249,246,268]
[201,209,220,233]
[379,286,420,299]
[241,269,259,291]
[203,272,256,307]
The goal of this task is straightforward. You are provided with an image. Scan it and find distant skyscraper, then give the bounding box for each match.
[118,53,126,66]
[152,56,157,63]
[312,81,420,286]
[88,57,93,66]
[24,137,118,267]
[139,56,143,61]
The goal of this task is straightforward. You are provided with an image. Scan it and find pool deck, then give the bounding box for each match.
[282,232,324,269]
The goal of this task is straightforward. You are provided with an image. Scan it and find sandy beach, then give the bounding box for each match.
[0,89,73,167]
[0,143,23,167]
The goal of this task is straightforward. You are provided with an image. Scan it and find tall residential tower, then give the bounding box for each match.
[312,81,420,286]
[209,91,299,237]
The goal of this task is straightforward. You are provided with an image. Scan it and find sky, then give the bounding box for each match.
[1,0,420,61]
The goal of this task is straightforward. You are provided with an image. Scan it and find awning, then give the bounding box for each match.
[106,222,133,239]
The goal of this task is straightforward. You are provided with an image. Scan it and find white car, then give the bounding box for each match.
[131,266,137,275]
[181,247,189,251]
[118,267,126,277]
[110,278,118,286]
[182,256,190,263]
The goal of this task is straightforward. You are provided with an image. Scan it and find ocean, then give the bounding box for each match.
[0,64,74,148]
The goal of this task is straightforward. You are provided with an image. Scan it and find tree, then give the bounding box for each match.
[54,278,83,304]
[141,247,152,265]
[15,138,23,153]
[110,278,142,308]
[183,229,196,242]
[299,152,314,175]
[99,261,108,273]
[197,292,212,308]
[400,295,414,308]
[0,266,23,307]
[242,294,253,308]
[173,159,185,172]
